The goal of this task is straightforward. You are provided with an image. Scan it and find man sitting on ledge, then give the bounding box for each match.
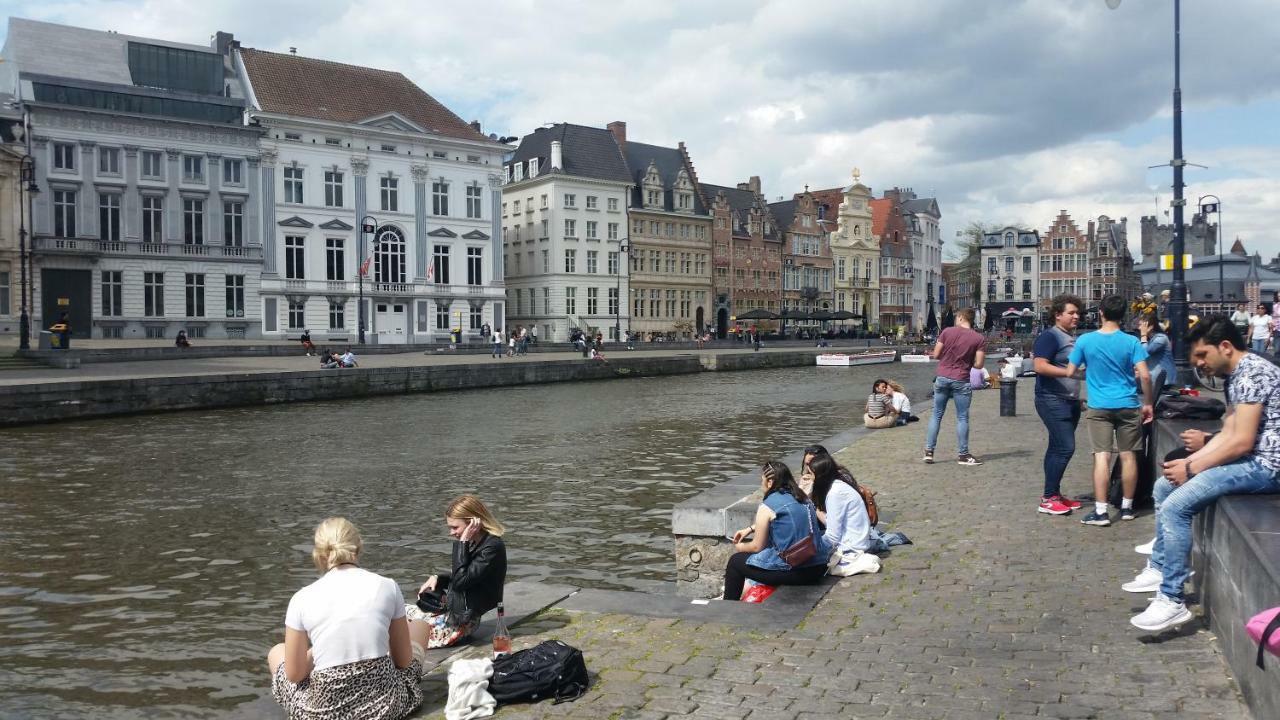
[1125,315,1280,632]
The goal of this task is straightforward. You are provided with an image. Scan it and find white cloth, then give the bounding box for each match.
[820,482,872,554]
[1249,314,1273,341]
[890,391,911,416]
[491,331,501,343]
[284,567,405,672]
[339,351,356,366]
[828,549,882,577]
[1004,354,1023,375]
[445,658,496,720]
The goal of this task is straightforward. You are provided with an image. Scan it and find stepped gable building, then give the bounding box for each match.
[613,122,712,340]
[898,189,943,331]
[699,176,782,337]
[1086,215,1140,306]
[770,188,833,332]
[1038,210,1090,307]
[814,170,879,326]
[501,123,631,342]
[980,226,1040,328]
[1140,213,1217,262]
[4,18,264,339]
[238,46,507,344]
[870,190,913,332]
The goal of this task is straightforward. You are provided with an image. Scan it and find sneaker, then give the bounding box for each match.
[1122,565,1163,593]
[956,453,983,466]
[1120,507,1136,521]
[1135,538,1155,555]
[923,450,934,464]
[1038,496,1073,515]
[1080,510,1111,526]
[1058,495,1083,510]
[1131,593,1193,632]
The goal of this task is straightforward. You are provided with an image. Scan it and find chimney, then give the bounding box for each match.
[607,121,626,150]
[470,120,482,133]
[214,31,236,56]
[550,140,563,170]
[748,176,761,194]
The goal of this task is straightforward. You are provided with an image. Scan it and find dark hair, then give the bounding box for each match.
[1051,294,1084,318]
[1186,314,1246,351]
[1138,313,1162,332]
[803,444,828,461]
[761,461,808,505]
[808,454,858,512]
[870,378,889,393]
[1099,294,1127,322]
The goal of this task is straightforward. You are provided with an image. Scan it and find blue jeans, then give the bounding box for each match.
[1034,393,1080,498]
[1150,457,1280,600]
[925,377,973,455]
[1252,338,1268,354]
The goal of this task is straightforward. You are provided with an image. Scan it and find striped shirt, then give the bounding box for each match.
[865,392,892,418]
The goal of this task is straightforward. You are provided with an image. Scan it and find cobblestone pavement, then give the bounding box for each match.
[413,386,1250,719]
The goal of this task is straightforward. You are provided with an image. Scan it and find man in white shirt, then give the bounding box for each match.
[339,349,357,368]
[491,329,503,358]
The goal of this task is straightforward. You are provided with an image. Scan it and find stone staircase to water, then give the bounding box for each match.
[0,354,46,371]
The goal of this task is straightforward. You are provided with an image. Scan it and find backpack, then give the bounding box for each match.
[1157,395,1226,420]
[489,640,589,705]
[851,480,879,527]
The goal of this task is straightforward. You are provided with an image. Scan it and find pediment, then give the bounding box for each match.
[278,216,314,228]
[319,219,354,231]
[427,227,458,238]
[356,112,426,134]
[461,230,490,240]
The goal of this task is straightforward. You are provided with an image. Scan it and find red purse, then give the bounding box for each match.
[778,501,818,568]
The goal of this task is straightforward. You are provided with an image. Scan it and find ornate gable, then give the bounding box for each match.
[461,230,490,240]
[357,112,427,134]
[427,227,458,238]
[278,216,314,228]
[319,219,354,231]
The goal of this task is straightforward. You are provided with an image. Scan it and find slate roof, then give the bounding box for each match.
[901,197,940,217]
[701,182,781,240]
[768,199,796,233]
[622,141,707,214]
[239,48,489,143]
[3,17,210,87]
[506,123,631,185]
[981,228,1040,248]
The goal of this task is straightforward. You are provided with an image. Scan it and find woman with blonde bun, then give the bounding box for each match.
[407,495,507,650]
[268,517,422,719]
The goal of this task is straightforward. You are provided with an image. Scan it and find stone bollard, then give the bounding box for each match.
[999,378,1017,417]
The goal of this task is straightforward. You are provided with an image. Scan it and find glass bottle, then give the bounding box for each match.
[492,603,511,658]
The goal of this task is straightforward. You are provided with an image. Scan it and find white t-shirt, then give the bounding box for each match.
[821,482,872,553]
[284,567,405,672]
[890,391,911,415]
[340,351,356,365]
[1249,314,1273,341]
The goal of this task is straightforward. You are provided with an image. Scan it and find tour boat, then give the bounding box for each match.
[815,350,898,367]
[900,353,935,363]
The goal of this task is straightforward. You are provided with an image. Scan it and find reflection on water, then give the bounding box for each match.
[0,364,937,717]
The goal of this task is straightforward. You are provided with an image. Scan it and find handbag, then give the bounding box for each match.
[1246,607,1280,668]
[778,500,818,568]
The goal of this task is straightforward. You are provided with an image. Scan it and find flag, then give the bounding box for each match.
[359,256,372,277]
[1201,202,1218,214]
[427,261,435,283]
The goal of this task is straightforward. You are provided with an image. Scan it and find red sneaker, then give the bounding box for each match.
[1055,495,1083,510]
[1038,496,1073,515]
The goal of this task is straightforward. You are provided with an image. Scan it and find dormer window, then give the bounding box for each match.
[646,189,661,206]
[380,144,396,153]
[513,163,524,182]
[1004,232,1014,246]
[529,158,539,177]
[283,132,302,142]
[677,192,692,210]
[504,166,511,183]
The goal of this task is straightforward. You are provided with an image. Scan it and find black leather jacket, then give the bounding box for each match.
[441,533,506,627]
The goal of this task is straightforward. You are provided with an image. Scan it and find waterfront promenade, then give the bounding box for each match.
[420,389,1250,720]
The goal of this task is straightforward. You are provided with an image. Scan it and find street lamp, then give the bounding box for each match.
[613,239,632,344]
[1198,194,1223,312]
[17,155,39,350]
[358,215,378,345]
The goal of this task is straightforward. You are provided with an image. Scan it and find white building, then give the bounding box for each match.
[901,192,943,329]
[238,45,508,344]
[980,226,1041,325]
[501,124,633,342]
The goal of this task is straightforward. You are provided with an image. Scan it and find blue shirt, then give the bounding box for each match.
[747,491,830,571]
[1033,326,1078,399]
[1142,332,1177,389]
[1068,330,1149,409]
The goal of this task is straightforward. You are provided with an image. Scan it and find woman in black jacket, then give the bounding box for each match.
[407,495,507,650]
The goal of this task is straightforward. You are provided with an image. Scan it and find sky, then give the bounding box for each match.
[4,0,1278,262]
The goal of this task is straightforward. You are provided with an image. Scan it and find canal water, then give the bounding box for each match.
[0,363,938,717]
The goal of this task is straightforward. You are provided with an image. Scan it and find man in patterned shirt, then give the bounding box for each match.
[1125,315,1280,631]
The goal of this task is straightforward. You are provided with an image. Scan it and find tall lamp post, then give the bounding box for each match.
[357,215,378,345]
[1198,194,1222,312]
[613,239,631,343]
[17,155,39,350]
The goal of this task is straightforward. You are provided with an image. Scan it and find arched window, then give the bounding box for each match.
[1004,278,1014,296]
[374,225,406,284]
[1004,232,1014,246]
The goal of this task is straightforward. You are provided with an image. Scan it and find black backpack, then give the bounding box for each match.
[489,640,589,705]
[1157,395,1226,420]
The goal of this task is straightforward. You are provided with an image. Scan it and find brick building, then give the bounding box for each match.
[699,176,782,336]
[1038,210,1090,308]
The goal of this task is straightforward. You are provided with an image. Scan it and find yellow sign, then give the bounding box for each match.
[1159,254,1193,270]
[57,297,70,306]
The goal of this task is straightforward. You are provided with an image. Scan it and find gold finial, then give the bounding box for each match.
[852,167,861,184]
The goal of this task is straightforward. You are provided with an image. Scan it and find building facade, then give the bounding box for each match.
[819,173,879,326]
[772,190,833,331]
[0,110,26,337]
[1087,215,1140,306]
[980,226,1041,322]
[239,46,507,344]
[1038,210,1090,306]
[6,19,265,339]
[502,124,632,342]
[1140,213,1217,262]
[700,177,782,336]
[899,190,943,330]
[871,193,913,332]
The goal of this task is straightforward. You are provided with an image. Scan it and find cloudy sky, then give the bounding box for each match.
[5,0,1278,261]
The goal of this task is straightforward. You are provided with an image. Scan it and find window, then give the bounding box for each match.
[1023,256,1032,273]
[185,273,205,317]
[467,247,483,286]
[1022,279,1032,298]
[329,301,345,329]
[466,184,483,219]
[225,275,245,318]
[586,195,598,210]
[540,219,548,240]
[586,221,598,239]
[608,287,619,315]
[541,194,548,209]
[144,272,164,316]
[433,150,447,159]
[54,142,76,171]
[564,249,577,273]
[564,194,576,208]
[98,193,121,242]
[288,301,305,329]
[380,144,396,153]
[586,250,598,274]
[325,137,341,146]
[608,222,618,240]
[633,291,644,318]
[283,132,302,142]
[326,238,345,281]
[608,251,619,275]
[528,158,538,176]
[469,304,482,330]
[432,180,450,215]
[141,151,163,179]
[142,196,163,243]
[222,158,243,185]
[285,236,305,279]
[325,170,344,207]
[541,249,549,273]
[381,176,398,212]
[283,164,303,203]
[513,200,521,215]
[98,147,121,175]
[183,155,204,182]
[374,227,406,284]
[987,257,996,274]
[608,198,618,212]
[646,189,660,206]
[587,287,598,314]
[436,302,450,330]
[564,219,576,238]
[565,287,576,315]
[220,200,243,246]
[101,271,122,317]
[53,190,77,237]
[183,198,204,244]
[432,244,451,284]
[1005,257,1013,274]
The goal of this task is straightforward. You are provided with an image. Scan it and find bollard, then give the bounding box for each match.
[999,378,1017,417]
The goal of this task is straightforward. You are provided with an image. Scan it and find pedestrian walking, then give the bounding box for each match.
[1248,304,1273,354]
[923,307,986,466]
[1032,294,1085,516]
[491,328,503,358]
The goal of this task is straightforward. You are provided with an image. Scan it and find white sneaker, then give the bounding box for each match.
[1131,593,1192,632]
[1122,565,1163,593]
[1135,538,1155,555]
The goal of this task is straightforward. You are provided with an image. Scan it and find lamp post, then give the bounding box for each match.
[357,215,378,345]
[1198,194,1223,313]
[613,239,631,344]
[18,155,39,350]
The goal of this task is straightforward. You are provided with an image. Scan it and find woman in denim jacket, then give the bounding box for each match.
[723,461,830,601]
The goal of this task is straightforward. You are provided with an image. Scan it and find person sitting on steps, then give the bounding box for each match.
[863,379,899,429]
[807,453,872,575]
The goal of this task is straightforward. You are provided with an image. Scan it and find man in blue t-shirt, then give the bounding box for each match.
[1032,294,1085,516]
[1065,294,1154,526]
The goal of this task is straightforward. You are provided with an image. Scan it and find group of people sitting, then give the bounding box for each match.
[862,378,919,428]
[319,349,358,369]
[269,495,506,719]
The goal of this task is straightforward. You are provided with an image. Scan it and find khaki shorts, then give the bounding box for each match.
[1084,407,1143,454]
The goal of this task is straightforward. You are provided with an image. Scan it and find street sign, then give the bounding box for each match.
[1159,254,1193,270]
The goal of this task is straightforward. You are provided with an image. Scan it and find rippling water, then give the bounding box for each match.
[0,364,938,717]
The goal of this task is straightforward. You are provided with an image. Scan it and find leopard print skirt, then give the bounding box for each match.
[272,655,423,720]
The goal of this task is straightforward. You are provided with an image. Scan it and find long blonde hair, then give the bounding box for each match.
[446,495,506,537]
[885,380,905,395]
[311,516,362,573]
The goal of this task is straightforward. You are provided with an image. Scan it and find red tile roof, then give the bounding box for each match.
[239,48,489,143]
[869,197,892,237]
